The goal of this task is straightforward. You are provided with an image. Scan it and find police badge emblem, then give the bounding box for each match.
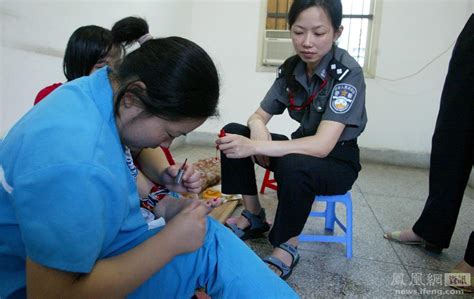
[330,83,357,114]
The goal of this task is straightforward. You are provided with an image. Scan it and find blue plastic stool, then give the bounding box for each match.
[298,192,353,259]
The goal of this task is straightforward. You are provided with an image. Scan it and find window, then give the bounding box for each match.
[261,0,379,74]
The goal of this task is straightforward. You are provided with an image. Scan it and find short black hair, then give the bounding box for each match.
[288,0,343,31]
[63,25,113,81]
[111,17,219,121]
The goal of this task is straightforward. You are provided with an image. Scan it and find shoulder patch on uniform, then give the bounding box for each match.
[276,65,284,79]
[327,58,350,81]
[330,83,357,114]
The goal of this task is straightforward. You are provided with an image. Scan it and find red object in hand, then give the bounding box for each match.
[216,129,226,150]
[219,129,226,137]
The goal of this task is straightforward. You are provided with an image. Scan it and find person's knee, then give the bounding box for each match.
[274,154,307,182]
[222,123,249,136]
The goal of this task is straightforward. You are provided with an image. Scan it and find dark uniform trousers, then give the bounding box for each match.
[412,14,474,265]
[220,122,361,247]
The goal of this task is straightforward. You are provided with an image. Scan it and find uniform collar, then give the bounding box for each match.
[313,48,334,80]
[293,48,335,87]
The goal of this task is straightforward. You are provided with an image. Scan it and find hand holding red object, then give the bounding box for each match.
[216,129,226,151]
[219,129,226,137]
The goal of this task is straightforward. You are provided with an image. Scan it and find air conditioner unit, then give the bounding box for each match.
[262,30,294,66]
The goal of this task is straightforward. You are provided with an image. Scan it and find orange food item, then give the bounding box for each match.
[202,188,221,199]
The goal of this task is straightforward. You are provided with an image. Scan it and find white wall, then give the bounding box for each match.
[1,0,473,155]
[0,0,193,136]
[363,0,473,152]
[189,0,277,133]
[191,0,473,154]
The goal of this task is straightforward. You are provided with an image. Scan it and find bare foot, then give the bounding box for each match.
[453,260,474,275]
[204,197,223,208]
[224,214,251,230]
[266,247,294,277]
[235,215,250,229]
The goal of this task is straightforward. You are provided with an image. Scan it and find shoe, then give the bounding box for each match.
[225,209,270,240]
[384,231,424,245]
[263,242,300,280]
[384,231,442,253]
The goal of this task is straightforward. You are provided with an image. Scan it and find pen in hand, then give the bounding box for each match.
[174,158,187,184]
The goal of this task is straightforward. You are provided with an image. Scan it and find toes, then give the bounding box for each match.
[266,263,282,276]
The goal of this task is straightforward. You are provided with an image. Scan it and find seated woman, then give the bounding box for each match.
[34,24,123,104]
[33,19,183,224]
[0,17,298,298]
[217,0,367,280]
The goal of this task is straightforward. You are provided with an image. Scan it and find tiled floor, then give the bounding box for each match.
[171,144,473,298]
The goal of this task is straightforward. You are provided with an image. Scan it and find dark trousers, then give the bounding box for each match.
[220,123,360,247]
[412,15,474,265]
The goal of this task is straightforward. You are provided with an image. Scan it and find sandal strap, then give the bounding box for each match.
[241,208,267,230]
[227,223,245,239]
[277,242,299,266]
[262,256,291,278]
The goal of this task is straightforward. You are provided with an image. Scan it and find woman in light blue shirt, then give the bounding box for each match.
[0,17,298,298]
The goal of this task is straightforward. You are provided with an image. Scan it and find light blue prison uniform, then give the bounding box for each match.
[0,67,299,299]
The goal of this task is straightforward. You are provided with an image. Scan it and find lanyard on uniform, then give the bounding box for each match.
[288,78,328,111]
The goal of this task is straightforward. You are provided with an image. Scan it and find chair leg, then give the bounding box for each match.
[346,196,353,259]
[324,202,336,231]
[260,169,272,194]
[300,193,353,259]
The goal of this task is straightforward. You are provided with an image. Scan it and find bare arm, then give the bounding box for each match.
[247,107,273,130]
[136,169,155,198]
[218,120,345,159]
[136,147,170,185]
[246,108,273,166]
[255,120,345,157]
[26,201,208,298]
[27,233,174,299]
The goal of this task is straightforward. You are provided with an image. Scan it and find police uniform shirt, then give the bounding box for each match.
[260,46,367,141]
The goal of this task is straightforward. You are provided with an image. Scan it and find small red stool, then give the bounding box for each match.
[260,169,277,194]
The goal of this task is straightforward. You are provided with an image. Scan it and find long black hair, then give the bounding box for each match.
[111,17,219,121]
[63,25,113,81]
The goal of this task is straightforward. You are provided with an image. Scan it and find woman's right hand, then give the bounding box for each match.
[161,199,209,254]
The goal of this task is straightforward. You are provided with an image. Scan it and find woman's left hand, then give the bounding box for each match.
[216,133,257,159]
[161,163,203,193]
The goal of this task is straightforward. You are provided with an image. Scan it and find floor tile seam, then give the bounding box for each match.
[365,191,474,203]
[299,246,413,268]
[401,263,453,273]
[297,247,405,267]
[356,184,414,279]
[360,191,427,202]
[356,185,467,296]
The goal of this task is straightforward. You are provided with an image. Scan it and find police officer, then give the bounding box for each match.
[216,0,367,280]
